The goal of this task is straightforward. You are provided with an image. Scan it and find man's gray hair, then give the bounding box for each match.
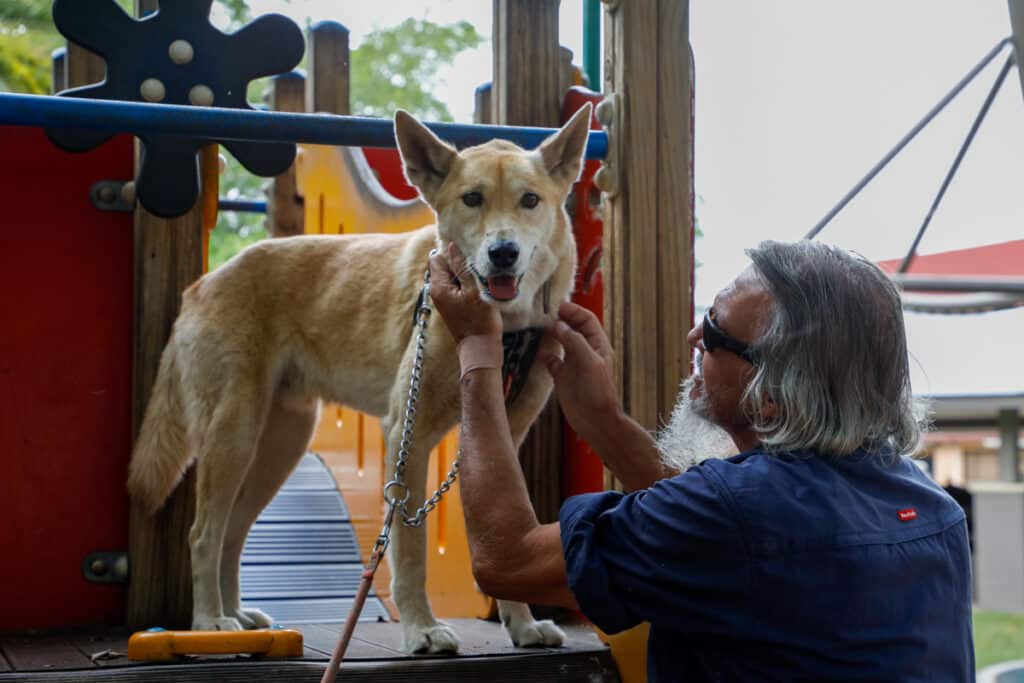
[743,240,926,457]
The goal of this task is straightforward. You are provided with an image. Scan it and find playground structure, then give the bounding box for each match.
[0,1,693,680]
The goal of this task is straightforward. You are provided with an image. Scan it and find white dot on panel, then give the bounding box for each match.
[140,78,165,103]
[189,84,215,107]
[168,40,194,65]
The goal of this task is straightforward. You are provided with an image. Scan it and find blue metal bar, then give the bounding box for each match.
[218,198,267,214]
[898,55,1014,273]
[0,92,609,159]
[804,37,1012,240]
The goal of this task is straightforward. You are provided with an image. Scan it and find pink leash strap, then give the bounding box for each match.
[319,548,385,683]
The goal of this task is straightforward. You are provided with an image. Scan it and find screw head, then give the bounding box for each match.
[90,559,108,576]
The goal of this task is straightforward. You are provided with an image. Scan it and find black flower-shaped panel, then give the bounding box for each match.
[46,0,304,218]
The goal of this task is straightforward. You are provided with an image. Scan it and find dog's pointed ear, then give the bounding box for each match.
[394,110,458,204]
[537,102,592,185]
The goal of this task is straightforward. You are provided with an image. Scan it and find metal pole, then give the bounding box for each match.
[891,275,1024,294]
[218,198,267,214]
[998,408,1021,482]
[1008,0,1024,103]
[0,92,609,159]
[804,38,1012,240]
[898,55,1015,273]
[583,0,601,89]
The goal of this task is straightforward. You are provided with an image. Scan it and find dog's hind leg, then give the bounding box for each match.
[189,375,270,631]
[218,389,321,629]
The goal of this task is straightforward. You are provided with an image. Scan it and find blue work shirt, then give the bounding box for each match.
[560,449,974,682]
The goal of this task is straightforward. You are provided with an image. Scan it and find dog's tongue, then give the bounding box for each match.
[486,275,518,301]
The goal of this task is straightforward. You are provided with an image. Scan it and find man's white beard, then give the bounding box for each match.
[657,375,738,474]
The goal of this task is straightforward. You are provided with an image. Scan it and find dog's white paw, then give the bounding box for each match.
[506,618,566,648]
[192,615,245,631]
[234,607,274,629]
[403,621,460,654]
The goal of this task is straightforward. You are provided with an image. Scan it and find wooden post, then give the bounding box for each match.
[267,71,307,237]
[474,83,493,125]
[492,0,563,523]
[51,48,67,94]
[307,21,350,115]
[65,42,104,91]
[601,0,693,461]
[125,0,205,630]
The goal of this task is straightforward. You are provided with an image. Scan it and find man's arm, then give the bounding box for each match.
[456,364,577,608]
[426,246,576,607]
[543,303,680,490]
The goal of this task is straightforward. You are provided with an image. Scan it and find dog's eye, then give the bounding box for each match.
[520,192,540,209]
[462,192,483,208]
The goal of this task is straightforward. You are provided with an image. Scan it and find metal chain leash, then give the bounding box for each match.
[380,258,461,540]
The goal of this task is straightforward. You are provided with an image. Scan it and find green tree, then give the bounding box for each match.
[212,16,484,268]
[350,18,482,121]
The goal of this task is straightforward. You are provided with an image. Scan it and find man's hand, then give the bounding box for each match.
[428,244,502,343]
[541,302,621,443]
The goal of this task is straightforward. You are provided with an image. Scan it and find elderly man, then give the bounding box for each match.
[427,240,973,682]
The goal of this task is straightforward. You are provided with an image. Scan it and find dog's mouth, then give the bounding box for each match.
[480,273,522,302]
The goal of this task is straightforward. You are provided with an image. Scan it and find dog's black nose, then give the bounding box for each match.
[488,241,520,269]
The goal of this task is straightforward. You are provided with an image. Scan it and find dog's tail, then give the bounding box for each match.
[128,339,192,514]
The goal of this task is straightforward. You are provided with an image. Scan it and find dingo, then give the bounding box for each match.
[128,104,592,653]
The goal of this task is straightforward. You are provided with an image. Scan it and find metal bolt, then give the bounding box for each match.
[97,184,116,204]
[90,559,108,576]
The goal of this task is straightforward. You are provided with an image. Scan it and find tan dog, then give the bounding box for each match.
[127,103,592,653]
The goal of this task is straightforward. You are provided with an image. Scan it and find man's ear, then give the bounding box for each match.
[536,102,593,185]
[394,110,458,205]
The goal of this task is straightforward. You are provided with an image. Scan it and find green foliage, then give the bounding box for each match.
[974,609,1024,669]
[214,15,484,268]
[350,18,482,122]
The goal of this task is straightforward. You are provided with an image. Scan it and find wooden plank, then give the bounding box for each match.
[492,0,561,126]
[655,0,693,421]
[268,72,306,237]
[602,0,693,436]
[491,0,565,523]
[70,631,137,667]
[126,0,203,634]
[300,624,404,659]
[0,653,620,682]
[0,635,95,671]
[307,21,350,115]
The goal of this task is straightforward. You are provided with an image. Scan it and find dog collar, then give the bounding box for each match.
[411,289,545,406]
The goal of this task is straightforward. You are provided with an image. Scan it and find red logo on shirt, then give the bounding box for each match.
[898,508,917,522]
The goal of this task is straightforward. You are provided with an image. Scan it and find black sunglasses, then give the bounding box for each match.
[702,309,758,365]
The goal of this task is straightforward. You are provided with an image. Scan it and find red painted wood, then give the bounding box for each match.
[878,240,1024,276]
[361,147,419,201]
[561,88,608,498]
[0,127,133,631]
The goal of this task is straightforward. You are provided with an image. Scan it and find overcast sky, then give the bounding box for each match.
[244,1,1023,397]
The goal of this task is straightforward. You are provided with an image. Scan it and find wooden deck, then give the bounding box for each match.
[0,619,619,682]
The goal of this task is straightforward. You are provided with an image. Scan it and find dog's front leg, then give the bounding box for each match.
[496,335,566,648]
[385,430,460,654]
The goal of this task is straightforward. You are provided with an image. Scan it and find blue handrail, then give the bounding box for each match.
[0,92,609,159]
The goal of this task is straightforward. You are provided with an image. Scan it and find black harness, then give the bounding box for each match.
[412,289,544,406]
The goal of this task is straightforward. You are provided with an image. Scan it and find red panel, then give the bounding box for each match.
[877,240,1024,277]
[561,88,609,498]
[0,127,134,631]
[362,147,419,200]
